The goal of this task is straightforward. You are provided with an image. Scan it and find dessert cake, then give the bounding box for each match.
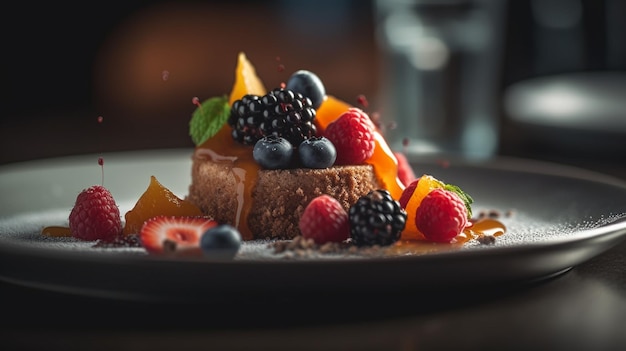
[39,52,500,257]
[189,155,381,240]
[186,52,407,240]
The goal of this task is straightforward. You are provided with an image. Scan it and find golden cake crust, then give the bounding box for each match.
[187,157,380,240]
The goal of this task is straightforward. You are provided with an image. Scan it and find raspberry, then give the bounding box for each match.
[323,108,376,165]
[414,188,468,243]
[68,185,122,241]
[398,177,419,209]
[349,189,406,247]
[299,195,350,244]
[393,151,417,187]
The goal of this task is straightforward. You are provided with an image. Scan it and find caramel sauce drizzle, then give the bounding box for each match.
[195,124,258,240]
[41,226,72,237]
[389,217,506,255]
[194,116,408,241]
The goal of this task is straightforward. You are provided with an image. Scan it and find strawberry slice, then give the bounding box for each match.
[139,215,217,255]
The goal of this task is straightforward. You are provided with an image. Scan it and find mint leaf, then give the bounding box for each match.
[444,183,474,219]
[189,95,230,146]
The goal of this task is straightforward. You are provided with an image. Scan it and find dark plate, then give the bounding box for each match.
[1,149,625,302]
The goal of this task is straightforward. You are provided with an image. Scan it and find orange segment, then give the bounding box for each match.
[401,175,444,240]
[123,176,203,235]
[228,52,267,106]
[366,132,405,200]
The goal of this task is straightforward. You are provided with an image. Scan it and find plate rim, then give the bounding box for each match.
[1,148,626,300]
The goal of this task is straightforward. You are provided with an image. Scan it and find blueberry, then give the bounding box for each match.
[200,224,242,260]
[253,136,294,169]
[299,137,336,169]
[286,70,326,109]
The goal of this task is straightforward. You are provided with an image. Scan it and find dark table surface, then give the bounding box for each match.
[1,153,625,351]
[1,236,625,351]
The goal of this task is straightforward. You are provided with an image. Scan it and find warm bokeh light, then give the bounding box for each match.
[93,2,380,123]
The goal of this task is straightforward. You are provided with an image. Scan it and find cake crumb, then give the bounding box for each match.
[269,235,389,258]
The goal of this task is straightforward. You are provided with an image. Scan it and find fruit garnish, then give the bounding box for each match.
[299,195,350,244]
[123,176,203,235]
[285,70,326,109]
[393,151,417,187]
[324,107,376,165]
[399,174,474,242]
[414,188,469,243]
[298,136,336,169]
[200,224,242,260]
[314,95,352,133]
[228,88,317,146]
[139,215,217,255]
[443,183,474,219]
[348,189,407,247]
[253,135,294,170]
[366,132,405,200]
[228,52,266,106]
[189,95,230,146]
[69,185,122,241]
[399,175,445,240]
[314,96,405,199]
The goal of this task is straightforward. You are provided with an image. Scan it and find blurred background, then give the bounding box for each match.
[3,0,626,175]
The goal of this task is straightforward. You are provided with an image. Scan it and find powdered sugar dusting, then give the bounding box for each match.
[0,210,144,254]
[2,207,625,261]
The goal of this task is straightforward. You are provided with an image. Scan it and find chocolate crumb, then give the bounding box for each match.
[477,234,496,245]
[273,241,288,253]
[476,209,503,220]
[92,234,142,248]
[163,239,177,253]
[488,210,500,218]
[268,235,391,258]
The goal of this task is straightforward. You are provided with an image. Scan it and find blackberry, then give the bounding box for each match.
[228,94,265,145]
[349,189,407,247]
[228,88,317,146]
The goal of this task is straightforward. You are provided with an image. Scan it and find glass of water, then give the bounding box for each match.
[374,0,507,160]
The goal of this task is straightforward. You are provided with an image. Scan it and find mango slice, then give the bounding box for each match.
[400,175,444,240]
[228,52,267,106]
[314,95,352,133]
[123,176,203,235]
